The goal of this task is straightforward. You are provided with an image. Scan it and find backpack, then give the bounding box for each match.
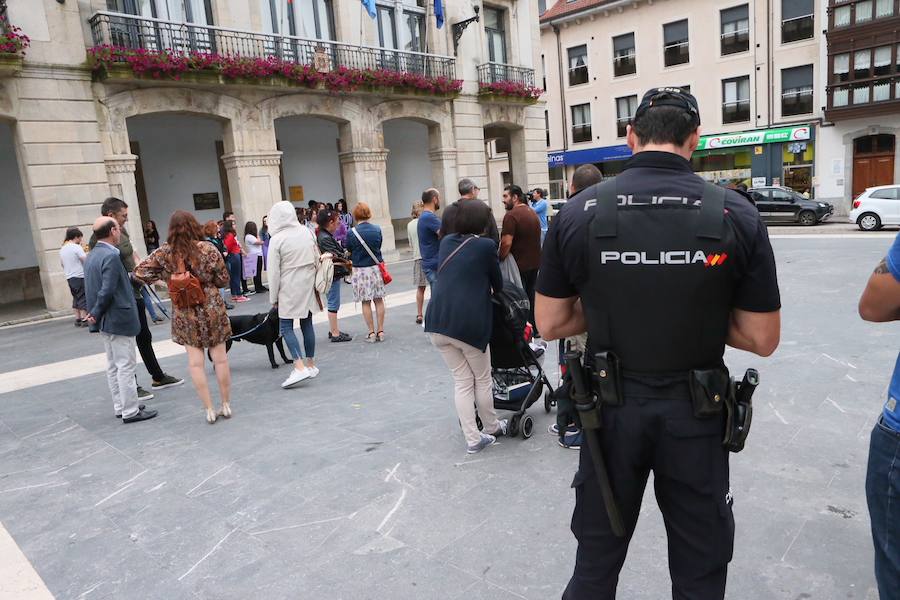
[314,251,334,296]
[168,257,205,310]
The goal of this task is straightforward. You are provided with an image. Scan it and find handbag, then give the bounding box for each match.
[168,259,205,310]
[351,227,392,285]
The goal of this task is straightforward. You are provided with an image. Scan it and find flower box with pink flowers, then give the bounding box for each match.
[477,81,542,104]
[89,46,463,99]
[0,17,30,76]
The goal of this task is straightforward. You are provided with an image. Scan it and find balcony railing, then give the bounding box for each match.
[88,11,456,81]
[477,62,535,87]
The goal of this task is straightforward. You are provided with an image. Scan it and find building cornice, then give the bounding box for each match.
[338,149,390,165]
[104,154,138,174]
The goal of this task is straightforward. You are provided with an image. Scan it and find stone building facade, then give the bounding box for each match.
[0,0,547,313]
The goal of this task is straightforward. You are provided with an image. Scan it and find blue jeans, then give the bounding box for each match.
[140,286,159,320]
[326,279,341,313]
[280,315,315,361]
[226,254,242,297]
[866,416,900,597]
[424,268,437,287]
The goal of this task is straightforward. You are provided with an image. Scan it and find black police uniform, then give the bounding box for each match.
[537,151,780,599]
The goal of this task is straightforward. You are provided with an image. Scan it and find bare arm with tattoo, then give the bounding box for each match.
[859,258,900,322]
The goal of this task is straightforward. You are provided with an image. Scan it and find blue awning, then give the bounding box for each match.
[548,144,633,166]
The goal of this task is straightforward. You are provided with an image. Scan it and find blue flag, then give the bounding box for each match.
[434,0,444,28]
[361,0,376,18]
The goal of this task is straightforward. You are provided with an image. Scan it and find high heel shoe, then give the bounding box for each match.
[206,408,217,424]
[218,402,232,419]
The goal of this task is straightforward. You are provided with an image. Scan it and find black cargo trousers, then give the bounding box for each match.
[562,378,734,600]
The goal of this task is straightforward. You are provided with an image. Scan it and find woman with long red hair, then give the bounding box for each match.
[135,211,233,424]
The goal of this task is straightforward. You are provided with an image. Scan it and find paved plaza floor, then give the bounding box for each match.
[0,235,896,599]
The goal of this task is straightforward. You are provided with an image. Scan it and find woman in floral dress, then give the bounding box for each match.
[135,211,233,424]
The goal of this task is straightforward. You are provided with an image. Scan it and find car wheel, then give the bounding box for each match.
[858,213,882,231]
[798,210,817,226]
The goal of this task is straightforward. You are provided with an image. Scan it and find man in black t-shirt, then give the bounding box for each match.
[439,178,500,244]
[536,88,781,599]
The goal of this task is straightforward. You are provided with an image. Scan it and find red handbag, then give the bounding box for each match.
[378,261,393,285]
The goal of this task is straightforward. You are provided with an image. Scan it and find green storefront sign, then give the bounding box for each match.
[697,125,812,151]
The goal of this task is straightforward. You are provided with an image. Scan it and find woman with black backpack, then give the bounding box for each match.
[316,209,352,343]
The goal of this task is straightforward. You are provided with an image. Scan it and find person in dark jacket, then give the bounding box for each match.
[346,202,387,343]
[317,209,352,343]
[425,201,507,454]
[84,217,157,423]
[203,220,234,310]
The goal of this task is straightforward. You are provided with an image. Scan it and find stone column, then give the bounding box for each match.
[104,153,147,257]
[221,150,284,229]
[429,147,458,207]
[339,148,398,260]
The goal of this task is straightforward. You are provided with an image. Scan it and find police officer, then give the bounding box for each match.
[535,88,782,599]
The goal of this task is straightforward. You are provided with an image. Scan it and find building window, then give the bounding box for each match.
[854,49,871,80]
[782,0,813,43]
[484,6,507,64]
[874,46,892,76]
[664,20,689,67]
[782,65,814,116]
[401,8,426,53]
[877,0,895,18]
[615,96,637,138]
[856,0,874,23]
[834,5,851,27]
[722,76,750,123]
[568,45,588,86]
[613,33,636,77]
[833,53,850,83]
[549,166,566,200]
[545,110,550,147]
[834,86,850,106]
[853,84,870,104]
[721,5,750,56]
[541,54,547,90]
[571,104,592,143]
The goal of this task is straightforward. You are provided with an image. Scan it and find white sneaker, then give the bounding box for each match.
[307,366,319,378]
[281,368,311,389]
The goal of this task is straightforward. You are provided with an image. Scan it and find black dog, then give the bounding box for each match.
[212,306,292,369]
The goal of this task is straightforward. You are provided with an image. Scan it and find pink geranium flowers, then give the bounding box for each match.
[478,80,542,100]
[87,45,464,96]
[0,17,30,56]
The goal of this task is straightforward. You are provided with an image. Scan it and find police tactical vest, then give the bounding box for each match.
[582,180,738,374]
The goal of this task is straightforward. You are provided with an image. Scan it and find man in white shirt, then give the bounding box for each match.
[60,227,88,326]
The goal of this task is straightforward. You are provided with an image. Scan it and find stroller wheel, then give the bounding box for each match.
[508,414,520,437]
[521,415,534,439]
[544,391,552,414]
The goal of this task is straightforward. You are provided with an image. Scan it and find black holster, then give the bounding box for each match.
[688,367,730,418]
[722,369,758,453]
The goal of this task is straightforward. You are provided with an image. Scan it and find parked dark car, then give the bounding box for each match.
[749,186,834,226]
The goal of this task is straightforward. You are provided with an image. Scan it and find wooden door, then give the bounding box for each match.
[853,156,894,197]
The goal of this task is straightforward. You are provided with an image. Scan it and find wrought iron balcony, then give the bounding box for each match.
[88,11,456,81]
[477,62,535,87]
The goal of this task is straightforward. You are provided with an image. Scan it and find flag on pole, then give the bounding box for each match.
[434,0,444,28]
[361,0,377,19]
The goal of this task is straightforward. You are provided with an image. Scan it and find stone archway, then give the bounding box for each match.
[97,87,281,251]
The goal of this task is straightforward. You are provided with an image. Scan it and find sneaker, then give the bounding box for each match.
[152,316,165,324]
[488,418,509,437]
[328,332,352,343]
[122,408,158,423]
[307,366,320,378]
[255,286,269,293]
[548,423,579,436]
[152,374,184,390]
[467,433,498,454]
[233,296,250,303]
[245,290,256,296]
[559,429,583,450]
[136,386,154,401]
[281,368,311,389]
[225,303,236,310]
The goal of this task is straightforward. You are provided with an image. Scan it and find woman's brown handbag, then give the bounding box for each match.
[168,260,205,309]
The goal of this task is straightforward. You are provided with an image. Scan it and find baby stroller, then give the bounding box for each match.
[484,284,555,439]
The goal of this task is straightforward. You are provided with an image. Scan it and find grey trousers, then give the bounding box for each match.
[101,333,139,419]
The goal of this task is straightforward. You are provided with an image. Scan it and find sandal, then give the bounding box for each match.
[415,315,423,325]
[366,331,376,343]
[376,330,385,342]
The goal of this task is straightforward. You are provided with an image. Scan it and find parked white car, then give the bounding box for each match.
[849,185,900,231]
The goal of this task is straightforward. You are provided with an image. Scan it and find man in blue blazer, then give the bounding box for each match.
[84,217,157,423]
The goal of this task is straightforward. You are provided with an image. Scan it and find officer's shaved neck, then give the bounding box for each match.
[626,125,700,161]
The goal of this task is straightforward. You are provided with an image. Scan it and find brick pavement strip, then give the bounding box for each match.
[0,238,889,599]
[0,523,54,599]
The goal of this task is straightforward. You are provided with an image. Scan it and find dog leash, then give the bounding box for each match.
[143,284,170,319]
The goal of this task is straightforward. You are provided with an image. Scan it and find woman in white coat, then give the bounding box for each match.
[267,201,322,389]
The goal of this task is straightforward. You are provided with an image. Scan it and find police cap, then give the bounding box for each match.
[634,87,701,125]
